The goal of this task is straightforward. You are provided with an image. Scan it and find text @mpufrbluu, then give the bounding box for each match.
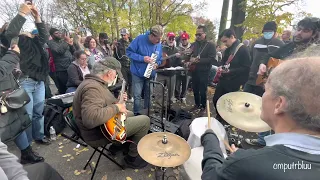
[273,161,312,172]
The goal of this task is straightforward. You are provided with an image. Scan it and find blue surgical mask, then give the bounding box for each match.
[263,32,275,40]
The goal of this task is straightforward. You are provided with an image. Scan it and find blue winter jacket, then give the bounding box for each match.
[126,31,162,78]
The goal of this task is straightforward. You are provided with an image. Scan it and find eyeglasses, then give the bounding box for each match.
[195,33,203,37]
[168,37,175,41]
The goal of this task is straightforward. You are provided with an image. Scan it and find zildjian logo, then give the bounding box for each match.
[157,152,180,159]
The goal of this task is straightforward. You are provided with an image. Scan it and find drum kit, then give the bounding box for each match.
[137,92,271,180]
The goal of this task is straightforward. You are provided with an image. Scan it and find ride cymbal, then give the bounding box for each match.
[137,132,191,167]
[216,92,271,132]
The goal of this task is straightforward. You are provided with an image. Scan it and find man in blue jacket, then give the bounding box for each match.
[126,25,163,115]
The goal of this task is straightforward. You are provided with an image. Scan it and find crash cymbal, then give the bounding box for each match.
[137,132,191,168]
[216,92,271,132]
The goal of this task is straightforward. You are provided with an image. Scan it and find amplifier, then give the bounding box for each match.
[150,115,180,133]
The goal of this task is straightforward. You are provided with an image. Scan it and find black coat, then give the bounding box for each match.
[219,40,251,90]
[0,51,31,143]
[190,40,217,72]
[5,14,49,81]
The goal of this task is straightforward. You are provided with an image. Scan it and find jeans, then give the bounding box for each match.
[208,66,218,83]
[175,74,190,99]
[132,74,150,114]
[66,87,77,93]
[243,83,268,145]
[14,131,30,150]
[257,131,272,145]
[156,73,176,100]
[20,78,45,141]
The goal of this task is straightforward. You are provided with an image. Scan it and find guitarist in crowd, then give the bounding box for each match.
[212,29,251,123]
[72,57,150,169]
[246,17,320,147]
[188,25,216,115]
[175,32,192,104]
[243,21,284,147]
[157,32,181,103]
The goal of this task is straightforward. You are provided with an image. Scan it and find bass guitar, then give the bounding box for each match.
[100,79,127,144]
[256,57,283,86]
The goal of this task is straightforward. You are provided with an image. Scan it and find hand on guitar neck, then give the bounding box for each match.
[257,64,267,75]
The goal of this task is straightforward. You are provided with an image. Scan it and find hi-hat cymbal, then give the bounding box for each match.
[137,132,191,168]
[217,92,271,132]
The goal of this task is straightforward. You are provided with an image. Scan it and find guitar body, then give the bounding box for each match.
[100,79,127,144]
[100,112,127,143]
[256,57,284,86]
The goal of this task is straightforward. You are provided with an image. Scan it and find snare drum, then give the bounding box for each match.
[183,117,228,180]
[187,117,228,156]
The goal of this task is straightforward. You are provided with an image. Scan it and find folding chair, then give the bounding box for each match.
[63,114,124,180]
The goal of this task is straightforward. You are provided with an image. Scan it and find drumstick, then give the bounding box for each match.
[206,100,211,129]
[206,100,234,153]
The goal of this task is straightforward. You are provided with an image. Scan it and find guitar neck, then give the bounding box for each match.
[118,79,126,104]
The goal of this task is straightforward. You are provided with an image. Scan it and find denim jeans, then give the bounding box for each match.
[14,131,30,150]
[20,78,45,141]
[208,66,218,83]
[132,74,150,114]
[66,87,77,93]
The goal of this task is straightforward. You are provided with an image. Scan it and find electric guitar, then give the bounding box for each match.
[256,57,284,86]
[100,79,127,143]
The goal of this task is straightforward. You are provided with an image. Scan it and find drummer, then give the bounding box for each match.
[201,57,320,180]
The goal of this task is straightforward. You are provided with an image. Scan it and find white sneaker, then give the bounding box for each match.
[181,98,187,104]
[171,97,177,103]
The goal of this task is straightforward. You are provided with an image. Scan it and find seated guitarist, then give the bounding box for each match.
[246,17,320,147]
[72,57,150,169]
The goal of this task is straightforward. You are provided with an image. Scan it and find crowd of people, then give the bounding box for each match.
[0,1,320,179]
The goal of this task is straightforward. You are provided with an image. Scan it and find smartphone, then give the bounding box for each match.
[25,0,33,5]
[10,37,19,48]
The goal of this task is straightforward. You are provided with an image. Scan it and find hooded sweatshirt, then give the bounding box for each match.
[126,31,162,78]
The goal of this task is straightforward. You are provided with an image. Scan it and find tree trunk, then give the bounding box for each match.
[218,0,230,44]
[230,0,246,40]
[111,0,119,39]
[128,0,133,36]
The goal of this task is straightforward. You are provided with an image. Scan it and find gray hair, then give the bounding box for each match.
[267,54,320,131]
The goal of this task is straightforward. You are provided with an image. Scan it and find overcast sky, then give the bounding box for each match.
[203,0,320,27]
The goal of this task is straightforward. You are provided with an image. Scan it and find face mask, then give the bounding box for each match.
[263,32,275,40]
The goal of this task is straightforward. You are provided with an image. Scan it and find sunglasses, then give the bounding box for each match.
[195,33,203,37]
[168,37,175,41]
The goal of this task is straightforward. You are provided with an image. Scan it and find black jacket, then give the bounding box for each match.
[190,40,216,72]
[5,14,49,81]
[201,131,320,180]
[47,39,75,72]
[261,42,301,65]
[247,37,284,86]
[66,62,84,88]
[0,51,31,143]
[114,38,130,67]
[219,40,251,90]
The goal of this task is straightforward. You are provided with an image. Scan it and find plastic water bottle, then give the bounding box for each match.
[49,126,57,141]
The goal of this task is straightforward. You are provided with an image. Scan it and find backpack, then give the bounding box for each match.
[43,103,66,136]
[169,109,193,140]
